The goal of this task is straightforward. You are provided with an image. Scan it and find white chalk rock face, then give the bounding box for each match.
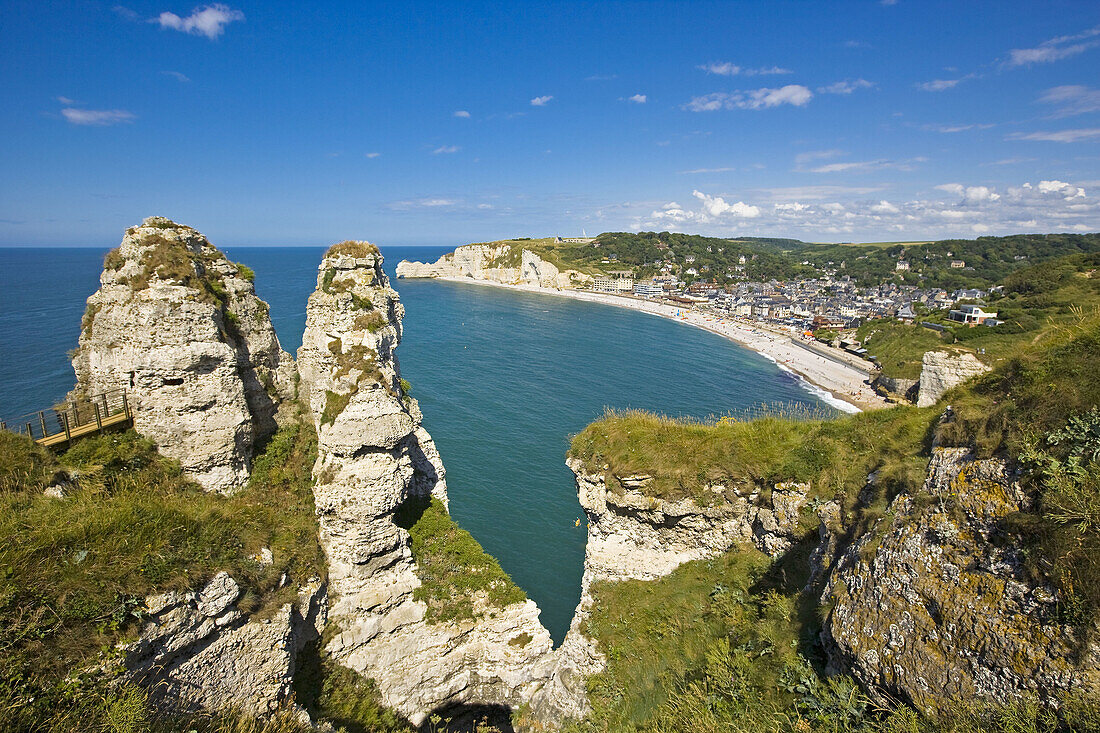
[70,217,295,493]
[821,448,1100,709]
[916,350,991,407]
[396,243,592,289]
[298,242,554,725]
[527,458,811,723]
[123,572,326,718]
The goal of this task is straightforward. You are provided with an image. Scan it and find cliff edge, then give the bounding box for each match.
[396,242,593,289]
[70,216,295,493]
[297,242,555,724]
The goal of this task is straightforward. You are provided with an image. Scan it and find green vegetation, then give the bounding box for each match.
[568,540,1099,733]
[568,301,1100,731]
[322,389,353,425]
[582,232,814,283]
[856,320,945,379]
[802,232,1100,288]
[570,407,932,518]
[236,263,256,282]
[354,310,388,333]
[326,241,380,258]
[294,655,412,733]
[0,412,329,731]
[479,230,1098,290]
[104,248,125,271]
[853,252,1100,380]
[395,497,526,622]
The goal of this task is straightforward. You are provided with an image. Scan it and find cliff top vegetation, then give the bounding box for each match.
[325,241,380,258]
[475,231,1100,288]
[0,416,334,730]
[568,295,1100,732]
[855,252,1100,379]
[395,496,527,623]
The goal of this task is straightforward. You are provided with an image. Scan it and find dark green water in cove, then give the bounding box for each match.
[0,245,830,643]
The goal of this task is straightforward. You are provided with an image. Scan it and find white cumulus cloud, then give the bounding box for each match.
[1037,85,1100,117]
[1037,180,1087,199]
[454,110,471,118]
[432,145,460,154]
[530,95,553,106]
[697,62,792,76]
[936,183,1001,203]
[1007,128,1100,143]
[1007,26,1100,66]
[156,4,244,39]
[629,177,1098,240]
[627,94,647,104]
[817,79,874,95]
[692,190,760,218]
[685,85,812,112]
[61,108,135,125]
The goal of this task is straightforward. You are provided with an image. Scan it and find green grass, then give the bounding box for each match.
[856,320,947,379]
[322,390,353,425]
[293,653,412,733]
[0,416,324,726]
[395,497,526,622]
[326,241,380,258]
[570,406,934,524]
[567,299,1100,732]
[570,524,1100,733]
[852,253,1100,380]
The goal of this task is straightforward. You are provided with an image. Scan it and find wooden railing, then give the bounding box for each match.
[2,388,132,448]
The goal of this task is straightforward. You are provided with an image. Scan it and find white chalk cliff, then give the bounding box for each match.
[396,243,593,289]
[916,350,992,407]
[527,459,813,722]
[297,243,555,725]
[71,217,295,493]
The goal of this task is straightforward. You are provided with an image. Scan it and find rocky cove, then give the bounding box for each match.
[1,219,1098,731]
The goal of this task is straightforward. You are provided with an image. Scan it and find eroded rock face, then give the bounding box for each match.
[298,244,553,725]
[527,460,810,723]
[71,217,295,492]
[916,351,990,407]
[123,572,326,719]
[821,448,1100,710]
[396,243,592,289]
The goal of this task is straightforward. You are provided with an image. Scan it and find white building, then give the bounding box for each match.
[594,276,634,292]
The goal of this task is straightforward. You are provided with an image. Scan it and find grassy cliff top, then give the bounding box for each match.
[0,419,327,729]
[325,240,380,258]
[856,251,1100,379]
[395,496,526,622]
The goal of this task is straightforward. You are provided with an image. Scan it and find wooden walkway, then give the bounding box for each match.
[2,388,133,449]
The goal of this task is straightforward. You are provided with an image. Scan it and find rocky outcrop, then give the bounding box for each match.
[298,242,553,725]
[528,459,811,723]
[70,217,295,493]
[122,572,325,719]
[396,243,592,289]
[821,448,1100,710]
[916,351,990,407]
[874,374,919,401]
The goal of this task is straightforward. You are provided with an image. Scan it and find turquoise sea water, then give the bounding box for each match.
[0,245,829,642]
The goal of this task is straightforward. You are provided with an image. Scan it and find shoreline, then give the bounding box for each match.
[419,275,889,413]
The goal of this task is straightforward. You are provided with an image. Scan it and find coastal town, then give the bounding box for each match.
[585,255,1000,356]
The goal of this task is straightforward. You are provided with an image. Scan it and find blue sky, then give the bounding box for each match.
[1,0,1098,246]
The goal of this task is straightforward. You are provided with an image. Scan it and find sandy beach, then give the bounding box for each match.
[429,276,889,413]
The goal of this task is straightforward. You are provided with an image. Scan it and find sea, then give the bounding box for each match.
[0,245,833,643]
